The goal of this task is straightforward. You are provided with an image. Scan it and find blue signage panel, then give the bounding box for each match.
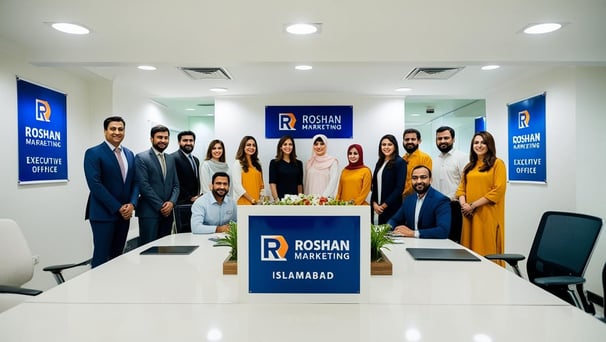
[248,215,360,294]
[17,78,68,183]
[265,105,353,139]
[507,93,546,183]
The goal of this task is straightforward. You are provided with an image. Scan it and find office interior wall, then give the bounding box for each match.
[0,46,109,290]
[213,95,406,195]
[485,66,606,296]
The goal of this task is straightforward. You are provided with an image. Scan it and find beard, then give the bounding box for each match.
[180,145,194,154]
[404,144,419,154]
[212,188,227,199]
[437,143,453,153]
[414,183,429,195]
[153,142,167,153]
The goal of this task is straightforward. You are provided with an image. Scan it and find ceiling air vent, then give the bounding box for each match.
[404,67,464,80]
[179,67,232,80]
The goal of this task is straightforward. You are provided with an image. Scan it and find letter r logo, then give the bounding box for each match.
[261,235,289,261]
[36,99,51,122]
[518,110,530,129]
[278,113,297,131]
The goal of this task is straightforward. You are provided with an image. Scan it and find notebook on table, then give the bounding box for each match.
[406,248,481,261]
[140,245,199,255]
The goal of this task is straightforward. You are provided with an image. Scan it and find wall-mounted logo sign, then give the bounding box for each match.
[265,105,353,138]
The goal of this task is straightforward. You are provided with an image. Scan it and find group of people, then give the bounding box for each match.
[84,115,506,268]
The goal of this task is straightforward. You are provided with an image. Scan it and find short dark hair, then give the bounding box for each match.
[103,116,125,130]
[150,125,169,138]
[212,171,230,184]
[412,164,432,178]
[403,128,421,140]
[178,130,196,141]
[436,126,455,138]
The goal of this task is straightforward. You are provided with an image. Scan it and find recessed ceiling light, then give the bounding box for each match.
[395,87,412,92]
[137,65,157,71]
[285,23,320,35]
[295,65,313,71]
[523,23,562,34]
[51,22,90,35]
[185,108,195,111]
[411,114,421,117]
[481,65,500,71]
[210,87,228,93]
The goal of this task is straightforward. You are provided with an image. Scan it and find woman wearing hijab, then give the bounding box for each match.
[336,144,372,205]
[304,134,339,197]
[200,139,231,194]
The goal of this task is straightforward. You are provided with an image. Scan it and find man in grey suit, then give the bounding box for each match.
[135,125,180,245]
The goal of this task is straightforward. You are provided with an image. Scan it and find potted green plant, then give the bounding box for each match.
[216,221,238,275]
[370,224,394,275]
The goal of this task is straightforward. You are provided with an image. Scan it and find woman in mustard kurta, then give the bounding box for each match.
[455,131,506,263]
[336,144,372,205]
[232,136,264,205]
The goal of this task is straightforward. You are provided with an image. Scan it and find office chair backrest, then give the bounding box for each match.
[0,219,34,287]
[526,211,602,282]
[174,204,193,233]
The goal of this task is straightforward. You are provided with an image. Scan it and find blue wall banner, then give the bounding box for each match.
[507,93,546,183]
[265,105,353,138]
[248,215,360,294]
[17,78,68,184]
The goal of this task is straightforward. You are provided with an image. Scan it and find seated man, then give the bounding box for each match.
[386,165,451,238]
[191,171,237,234]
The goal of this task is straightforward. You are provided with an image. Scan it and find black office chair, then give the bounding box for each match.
[601,261,606,323]
[174,204,193,233]
[486,211,602,314]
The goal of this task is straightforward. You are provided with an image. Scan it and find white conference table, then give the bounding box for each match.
[1,233,605,341]
[28,233,568,306]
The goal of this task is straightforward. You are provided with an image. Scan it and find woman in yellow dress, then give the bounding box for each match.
[336,144,372,205]
[455,131,506,262]
[232,136,264,205]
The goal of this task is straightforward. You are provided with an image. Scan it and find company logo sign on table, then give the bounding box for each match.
[17,78,68,184]
[265,105,353,138]
[249,215,360,293]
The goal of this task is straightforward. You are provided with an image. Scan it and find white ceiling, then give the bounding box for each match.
[1,0,605,123]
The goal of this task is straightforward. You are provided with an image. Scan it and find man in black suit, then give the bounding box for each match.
[170,131,201,233]
[171,131,201,206]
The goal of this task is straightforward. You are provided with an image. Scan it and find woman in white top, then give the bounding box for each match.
[304,134,339,197]
[200,139,231,194]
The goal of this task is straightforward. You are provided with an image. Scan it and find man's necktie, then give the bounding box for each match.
[158,153,167,178]
[114,147,126,181]
[188,154,198,178]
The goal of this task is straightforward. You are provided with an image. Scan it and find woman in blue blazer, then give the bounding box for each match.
[370,134,407,224]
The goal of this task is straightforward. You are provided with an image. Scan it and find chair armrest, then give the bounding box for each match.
[484,254,526,277]
[43,258,91,273]
[0,285,42,296]
[484,253,526,262]
[534,276,585,286]
[43,258,91,284]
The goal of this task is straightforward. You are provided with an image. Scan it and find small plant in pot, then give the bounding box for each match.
[370,224,394,275]
[216,221,238,274]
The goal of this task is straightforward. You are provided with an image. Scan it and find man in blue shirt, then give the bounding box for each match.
[191,171,237,234]
[387,165,451,239]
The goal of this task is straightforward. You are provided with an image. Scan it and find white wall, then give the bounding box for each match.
[485,66,606,297]
[214,95,405,191]
[0,41,110,290]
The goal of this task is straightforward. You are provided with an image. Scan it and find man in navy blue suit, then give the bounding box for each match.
[135,125,180,245]
[84,116,139,268]
[387,165,451,239]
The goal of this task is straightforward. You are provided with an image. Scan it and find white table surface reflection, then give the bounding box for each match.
[1,302,604,341]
